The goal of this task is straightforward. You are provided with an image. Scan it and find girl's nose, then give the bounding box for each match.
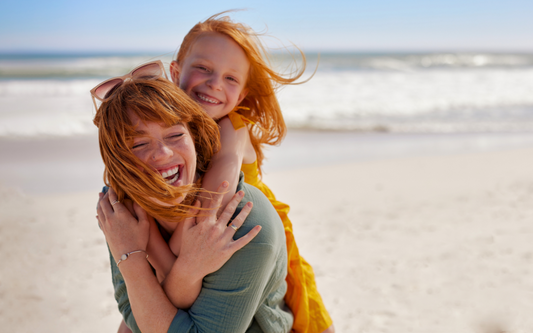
[206,74,223,90]
[152,141,173,161]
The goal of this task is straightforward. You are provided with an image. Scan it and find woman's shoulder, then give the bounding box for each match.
[233,174,285,248]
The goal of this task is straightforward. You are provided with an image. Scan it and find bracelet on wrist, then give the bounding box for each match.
[116,250,148,267]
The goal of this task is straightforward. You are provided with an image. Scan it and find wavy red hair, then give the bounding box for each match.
[174,11,308,175]
[93,78,220,222]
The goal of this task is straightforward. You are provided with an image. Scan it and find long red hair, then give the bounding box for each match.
[93,78,220,222]
[175,11,308,175]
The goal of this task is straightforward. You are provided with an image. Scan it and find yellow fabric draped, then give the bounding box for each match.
[228,111,333,333]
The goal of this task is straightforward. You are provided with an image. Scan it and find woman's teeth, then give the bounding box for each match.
[198,93,219,104]
[162,167,179,184]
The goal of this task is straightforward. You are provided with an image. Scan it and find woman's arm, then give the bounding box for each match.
[98,184,261,332]
[200,117,249,212]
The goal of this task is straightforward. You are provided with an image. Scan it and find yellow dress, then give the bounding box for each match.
[228,111,333,333]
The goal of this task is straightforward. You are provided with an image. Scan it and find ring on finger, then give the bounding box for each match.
[230,223,238,231]
[111,200,120,206]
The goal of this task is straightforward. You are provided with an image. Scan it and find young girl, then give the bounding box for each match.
[164,12,334,333]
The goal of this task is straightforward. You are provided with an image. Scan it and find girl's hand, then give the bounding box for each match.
[174,181,261,281]
[96,188,150,263]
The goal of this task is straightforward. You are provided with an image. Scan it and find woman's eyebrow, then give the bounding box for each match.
[132,129,148,136]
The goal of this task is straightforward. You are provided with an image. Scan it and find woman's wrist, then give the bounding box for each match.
[117,252,152,276]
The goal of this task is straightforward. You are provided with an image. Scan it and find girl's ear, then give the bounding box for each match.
[237,88,249,105]
[170,60,181,85]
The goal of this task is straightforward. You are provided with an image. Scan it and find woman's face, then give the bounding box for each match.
[129,112,197,200]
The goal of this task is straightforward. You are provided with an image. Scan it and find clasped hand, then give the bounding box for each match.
[96,182,260,278]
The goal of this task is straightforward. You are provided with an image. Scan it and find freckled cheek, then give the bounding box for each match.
[132,151,151,171]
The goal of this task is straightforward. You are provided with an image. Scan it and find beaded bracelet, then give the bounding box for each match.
[116,250,148,267]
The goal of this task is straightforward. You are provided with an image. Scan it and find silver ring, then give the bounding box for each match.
[111,200,120,206]
[230,224,238,231]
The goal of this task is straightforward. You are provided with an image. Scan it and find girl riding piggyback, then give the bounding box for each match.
[171,13,334,333]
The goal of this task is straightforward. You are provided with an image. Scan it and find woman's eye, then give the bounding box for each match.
[169,133,183,139]
[132,142,146,149]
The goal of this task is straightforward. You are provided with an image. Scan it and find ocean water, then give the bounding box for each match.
[1,52,533,137]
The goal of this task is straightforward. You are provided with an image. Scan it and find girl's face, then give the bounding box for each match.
[172,33,250,120]
[128,112,197,201]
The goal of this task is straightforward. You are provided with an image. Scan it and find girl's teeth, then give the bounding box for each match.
[198,94,219,104]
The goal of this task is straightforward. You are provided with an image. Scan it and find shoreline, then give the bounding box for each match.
[2,131,533,195]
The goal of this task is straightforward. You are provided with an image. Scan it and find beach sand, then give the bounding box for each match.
[2,132,533,332]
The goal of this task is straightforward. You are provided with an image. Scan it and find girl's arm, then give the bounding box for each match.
[201,116,251,212]
[158,117,252,308]
[146,218,176,283]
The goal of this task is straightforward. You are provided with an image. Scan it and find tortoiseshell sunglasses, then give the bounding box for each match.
[90,60,168,110]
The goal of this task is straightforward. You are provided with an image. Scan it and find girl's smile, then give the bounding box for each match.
[172,33,250,120]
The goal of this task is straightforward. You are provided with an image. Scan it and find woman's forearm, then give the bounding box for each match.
[119,254,178,333]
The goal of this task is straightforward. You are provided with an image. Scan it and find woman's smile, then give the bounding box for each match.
[129,112,197,191]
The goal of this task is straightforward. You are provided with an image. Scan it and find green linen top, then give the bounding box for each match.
[109,172,293,333]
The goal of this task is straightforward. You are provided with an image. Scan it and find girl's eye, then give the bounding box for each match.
[226,76,238,83]
[196,66,209,72]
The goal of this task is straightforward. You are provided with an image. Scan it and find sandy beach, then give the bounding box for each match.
[2,132,533,332]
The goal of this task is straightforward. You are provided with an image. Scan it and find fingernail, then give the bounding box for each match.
[246,202,253,207]
[223,181,229,188]
[239,191,244,197]
[99,192,103,198]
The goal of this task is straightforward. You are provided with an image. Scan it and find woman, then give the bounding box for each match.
[93,63,293,332]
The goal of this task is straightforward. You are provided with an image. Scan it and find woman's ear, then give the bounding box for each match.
[170,60,181,85]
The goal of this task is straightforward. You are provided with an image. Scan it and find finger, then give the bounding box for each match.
[123,199,137,218]
[133,202,148,224]
[206,181,229,211]
[218,191,245,226]
[230,225,262,251]
[108,187,123,211]
[96,202,107,231]
[99,191,114,218]
[225,201,252,234]
[183,200,201,229]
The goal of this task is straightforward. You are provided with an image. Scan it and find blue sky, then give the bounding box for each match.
[1,0,532,53]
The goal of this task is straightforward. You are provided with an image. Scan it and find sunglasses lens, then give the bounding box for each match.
[94,78,123,99]
[132,63,163,79]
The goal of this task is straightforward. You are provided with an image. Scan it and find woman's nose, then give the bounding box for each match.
[151,141,173,161]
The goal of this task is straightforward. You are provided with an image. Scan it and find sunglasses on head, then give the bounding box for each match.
[90,60,168,111]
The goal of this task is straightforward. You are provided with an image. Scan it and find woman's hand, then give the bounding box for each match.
[96,187,150,264]
[167,181,261,284]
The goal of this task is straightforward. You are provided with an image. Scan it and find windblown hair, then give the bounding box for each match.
[93,78,220,222]
[175,11,308,175]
